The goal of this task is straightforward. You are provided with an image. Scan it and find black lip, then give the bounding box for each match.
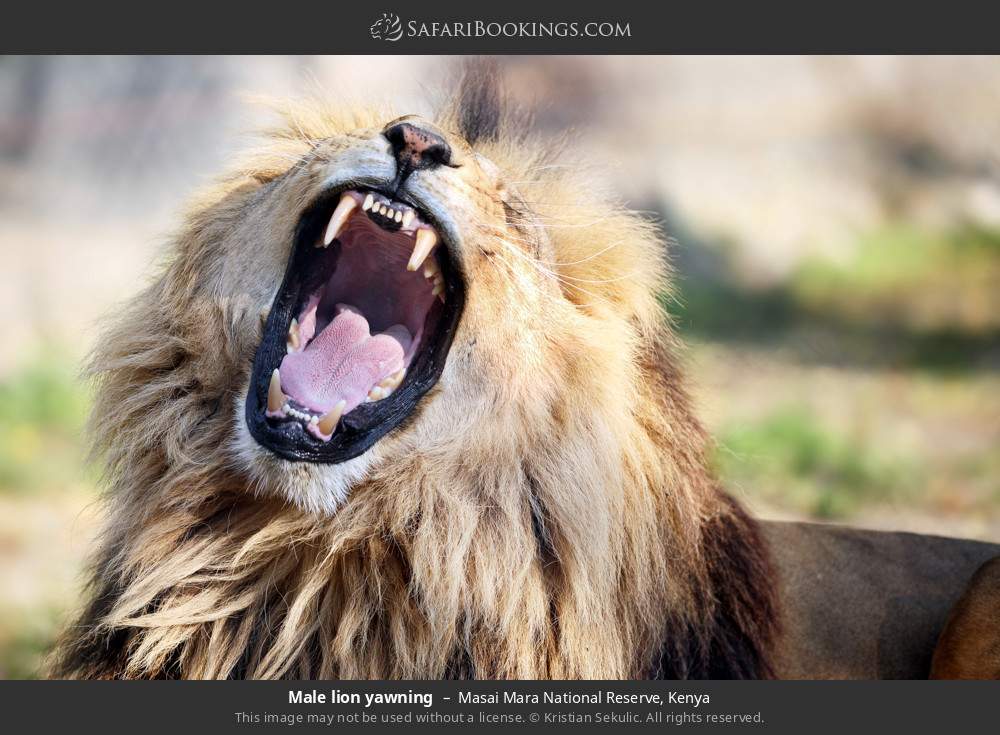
[245,187,465,464]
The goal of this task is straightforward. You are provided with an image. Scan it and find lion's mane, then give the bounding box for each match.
[49,67,777,679]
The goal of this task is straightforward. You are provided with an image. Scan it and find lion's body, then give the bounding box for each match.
[764,522,1000,678]
[46,70,995,680]
[929,555,1000,679]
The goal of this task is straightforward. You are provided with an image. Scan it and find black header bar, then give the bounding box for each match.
[3,1,1000,53]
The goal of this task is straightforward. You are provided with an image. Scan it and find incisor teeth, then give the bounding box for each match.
[407,228,438,271]
[362,193,374,211]
[402,210,414,228]
[286,318,300,353]
[317,400,347,436]
[322,194,358,246]
[394,210,403,223]
[267,369,285,413]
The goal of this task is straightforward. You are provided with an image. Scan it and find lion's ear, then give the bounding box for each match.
[451,58,505,145]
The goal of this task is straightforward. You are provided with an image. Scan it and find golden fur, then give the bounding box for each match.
[48,70,776,679]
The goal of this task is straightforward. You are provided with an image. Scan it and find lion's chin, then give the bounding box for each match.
[234,386,379,515]
[244,186,465,466]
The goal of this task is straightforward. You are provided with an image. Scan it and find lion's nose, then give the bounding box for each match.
[383,121,453,173]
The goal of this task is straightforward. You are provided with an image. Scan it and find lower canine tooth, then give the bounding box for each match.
[267,369,285,413]
[408,228,438,271]
[322,193,358,246]
[317,400,347,436]
[379,369,405,389]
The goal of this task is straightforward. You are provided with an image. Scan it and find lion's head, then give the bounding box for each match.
[50,65,775,680]
[217,78,677,517]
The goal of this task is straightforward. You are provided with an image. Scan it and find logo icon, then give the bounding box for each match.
[370,13,403,41]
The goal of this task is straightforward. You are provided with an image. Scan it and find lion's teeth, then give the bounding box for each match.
[317,400,347,436]
[267,369,286,414]
[367,386,385,401]
[394,210,403,223]
[286,318,300,353]
[407,228,438,271]
[379,368,405,390]
[322,193,358,246]
[402,210,415,228]
[362,193,374,211]
[422,260,439,280]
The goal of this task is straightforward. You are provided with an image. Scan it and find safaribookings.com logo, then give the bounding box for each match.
[370,14,631,42]
[370,13,404,41]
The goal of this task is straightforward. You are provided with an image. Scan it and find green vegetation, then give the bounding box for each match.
[667,222,1000,372]
[0,609,63,680]
[713,406,919,519]
[0,347,92,495]
[793,222,1000,334]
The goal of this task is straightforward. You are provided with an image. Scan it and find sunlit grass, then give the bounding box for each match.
[0,348,96,678]
[713,406,920,520]
[0,607,63,679]
[792,222,1000,333]
[0,347,92,496]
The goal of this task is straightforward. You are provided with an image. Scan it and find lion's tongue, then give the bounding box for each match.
[278,307,409,416]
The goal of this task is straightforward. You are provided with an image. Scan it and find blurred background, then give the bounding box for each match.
[1,56,999,677]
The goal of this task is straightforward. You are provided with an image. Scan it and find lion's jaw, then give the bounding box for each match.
[233,115,569,516]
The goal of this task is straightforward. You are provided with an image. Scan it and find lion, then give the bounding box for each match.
[48,65,999,680]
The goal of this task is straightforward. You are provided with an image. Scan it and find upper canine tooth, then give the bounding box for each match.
[267,369,286,414]
[407,228,438,271]
[362,193,374,211]
[322,193,358,246]
[286,318,300,353]
[402,210,415,228]
[317,400,347,436]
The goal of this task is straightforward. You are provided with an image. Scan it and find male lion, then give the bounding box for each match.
[49,67,999,679]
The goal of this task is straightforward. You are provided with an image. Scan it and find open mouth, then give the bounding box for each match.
[245,187,465,463]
